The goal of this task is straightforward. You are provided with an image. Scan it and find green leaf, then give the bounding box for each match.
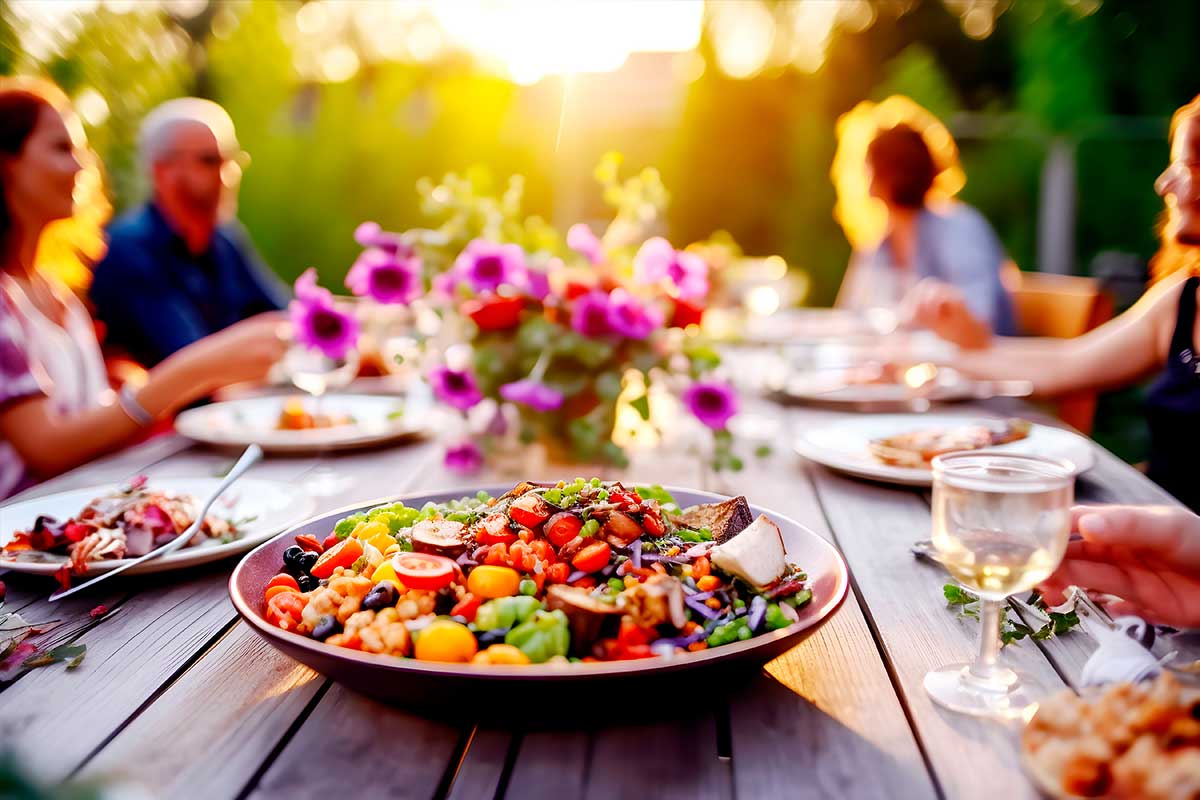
[630,394,650,421]
[595,372,623,402]
[942,583,976,606]
[754,444,773,458]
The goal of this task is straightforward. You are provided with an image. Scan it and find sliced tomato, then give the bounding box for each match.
[475,514,517,546]
[509,493,551,529]
[392,552,457,590]
[601,511,643,545]
[508,541,538,573]
[529,539,556,564]
[618,619,654,648]
[450,592,483,622]
[310,537,363,579]
[544,512,583,547]
[642,509,665,537]
[265,584,300,602]
[266,574,300,592]
[546,562,570,584]
[571,540,611,573]
[608,490,642,509]
[484,542,510,567]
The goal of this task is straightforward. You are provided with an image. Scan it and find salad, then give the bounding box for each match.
[262,479,812,666]
[2,476,241,575]
[276,398,354,431]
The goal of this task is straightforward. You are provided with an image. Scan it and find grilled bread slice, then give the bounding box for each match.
[671,496,754,544]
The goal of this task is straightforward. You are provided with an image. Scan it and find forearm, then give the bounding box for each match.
[0,352,215,478]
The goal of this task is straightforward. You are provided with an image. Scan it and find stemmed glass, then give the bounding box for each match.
[924,451,1075,719]
[279,344,361,496]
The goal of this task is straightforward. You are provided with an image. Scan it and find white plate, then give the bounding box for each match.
[794,413,1096,487]
[0,478,317,576]
[175,392,433,454]
[771,369,1032,406]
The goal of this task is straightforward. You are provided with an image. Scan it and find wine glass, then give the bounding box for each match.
[924,451,1075,719]
[279,344,361,496]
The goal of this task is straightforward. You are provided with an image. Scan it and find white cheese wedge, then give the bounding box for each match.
[708,514,786,589]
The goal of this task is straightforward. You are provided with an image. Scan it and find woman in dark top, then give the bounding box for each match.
[950,93,1200,509]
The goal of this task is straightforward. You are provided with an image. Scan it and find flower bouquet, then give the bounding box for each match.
[292,155,740,473]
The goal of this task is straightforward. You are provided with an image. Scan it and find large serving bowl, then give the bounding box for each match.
[230,485,849,719]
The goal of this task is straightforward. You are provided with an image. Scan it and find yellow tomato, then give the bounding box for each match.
[466,565,521,599]
[370,560,403,587]
[414,620,478,663]
[472,644,530,665]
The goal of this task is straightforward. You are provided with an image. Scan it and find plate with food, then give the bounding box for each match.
[768,362,1033,407]
[229,479,849,715]
[1021,674,1200,799]
[794,413,1095,486]
[175,393,433,454]
[0,475,316,579]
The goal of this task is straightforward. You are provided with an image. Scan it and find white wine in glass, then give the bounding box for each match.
[925,451,1074,720]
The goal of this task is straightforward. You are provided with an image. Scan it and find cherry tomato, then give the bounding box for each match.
[508,541,537,573]
[544,512,583,547]
[294,534,324,554]
[266,591,306,631]
[450,592,483,622]
[570,575,597,589]
[310,537,364,579]
[642,510,666,537]
[529,539,556,564]
[546,562,570,584]
[322,532,340,550]
[484,542,510,566]
[467,565,522,598]
[618,619,654,648]
[509,493,551,529]
[265,584,300,602]
[266,574,300,592]
[476,514,517,547]
[571,541,611,573]
[608,490,642,509]
[392,552,457,590]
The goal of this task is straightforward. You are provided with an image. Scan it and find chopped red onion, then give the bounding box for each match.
[684,542,714,559]
[567,569,586,583]
[748,595,767,631]
[630,540,642,570]
[685,594,721,620]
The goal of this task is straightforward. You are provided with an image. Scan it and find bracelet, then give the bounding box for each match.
[117,384,154,427]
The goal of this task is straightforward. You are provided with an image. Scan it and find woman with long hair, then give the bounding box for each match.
[833,97,1016,347]
[950,94,1200,509]
[0,78,285,498]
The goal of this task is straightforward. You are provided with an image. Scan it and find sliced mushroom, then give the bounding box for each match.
[410,519,467,557]
[618,574,687,629]
[544,584,622,651]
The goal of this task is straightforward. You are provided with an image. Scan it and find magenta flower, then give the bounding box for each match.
[432,270,459,298]
[289,269,359,361]
[444,440,483,474]
[683,380,739,430]
[500,379,564,412]
[452,239,527,294]
[354,221,410,256]
[606,289,664,340]
[429,365,483,411]
[571,291,613,338]
[521,268,551,301]
[633,237,709,300]
[567,223,603,264]
[345,248,421,305]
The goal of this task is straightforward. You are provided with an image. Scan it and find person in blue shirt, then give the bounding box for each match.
[90,98,287,367]
[836,122,1016,348]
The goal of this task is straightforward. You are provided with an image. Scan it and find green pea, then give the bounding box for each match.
[519,579,538,596]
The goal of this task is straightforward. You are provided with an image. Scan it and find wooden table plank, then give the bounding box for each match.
[808,467,1062,800]
[723,439,937,799]
[77,622,324,797]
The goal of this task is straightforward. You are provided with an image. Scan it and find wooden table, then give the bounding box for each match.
[0,396,1186,799]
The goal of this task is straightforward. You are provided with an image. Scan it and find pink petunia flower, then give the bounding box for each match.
[289,268,360,361]
[633,237,709,300]
[683,380,739,430]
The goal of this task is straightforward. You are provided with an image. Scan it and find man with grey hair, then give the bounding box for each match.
[90,97,286,367]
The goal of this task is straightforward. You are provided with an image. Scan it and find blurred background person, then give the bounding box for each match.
[89,97,286,368]
[834,100,1016,348]
[0,78,286,499]
[951,94,1200,509]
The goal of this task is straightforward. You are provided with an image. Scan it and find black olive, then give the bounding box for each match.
[297,551,319,573]
[311,614,341,641]
[433,592,458,616]
[475,628,510,647]
[297,575,319,592]
[361,580,399,611]
[282,545,306,568]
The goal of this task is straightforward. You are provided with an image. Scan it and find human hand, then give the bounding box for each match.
[185,312,289,390]
[1038,504,1200,628]
[900,278,991,349]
